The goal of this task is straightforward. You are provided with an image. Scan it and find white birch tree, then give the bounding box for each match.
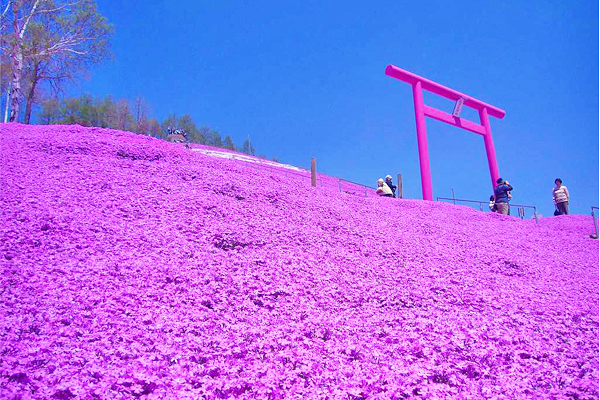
[1,0,111,123]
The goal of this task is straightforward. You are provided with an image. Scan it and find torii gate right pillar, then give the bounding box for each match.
[480,107,501,188]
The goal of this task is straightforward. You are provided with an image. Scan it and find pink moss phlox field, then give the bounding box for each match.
[0,123,598,399]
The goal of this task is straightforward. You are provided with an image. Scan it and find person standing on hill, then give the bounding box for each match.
[552,178,570,215]
[494,178,513,215]
[489,195,497,212]
[385,175,397,198]
[376,178,393,197]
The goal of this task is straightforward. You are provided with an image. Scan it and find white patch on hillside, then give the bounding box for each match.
[192,148,307,172]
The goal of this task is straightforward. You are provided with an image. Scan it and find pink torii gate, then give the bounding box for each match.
[385,65,506,201]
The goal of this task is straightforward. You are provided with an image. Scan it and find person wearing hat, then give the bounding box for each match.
[552,178,569,215]
[494,178,513,215]
[385,175,397,198]
[376,178,393,197]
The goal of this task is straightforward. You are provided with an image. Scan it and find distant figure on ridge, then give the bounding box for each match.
[385,175,397,198]
[166,127,190,148]
[552,178,570,215]
[376,178,393,197]
[494,178,513,215]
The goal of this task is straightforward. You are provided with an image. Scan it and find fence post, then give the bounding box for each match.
[451,188,456,205]
[338,180,342,193]
[311,158,316,187]
[593,208,599,238]
[534,208,539,225]
[397,173,403,199]
[518,207,525,220]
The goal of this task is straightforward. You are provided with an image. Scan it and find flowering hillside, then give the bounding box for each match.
[0,124,598,399]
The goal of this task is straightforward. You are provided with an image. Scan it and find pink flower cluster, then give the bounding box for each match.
[0,124,598,399]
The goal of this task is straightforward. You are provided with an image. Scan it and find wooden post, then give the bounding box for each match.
[397,173,403,199]
[311,158,316,187]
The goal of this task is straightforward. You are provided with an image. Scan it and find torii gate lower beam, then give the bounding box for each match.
[385,65,506,201]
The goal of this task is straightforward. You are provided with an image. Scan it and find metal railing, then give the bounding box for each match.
[187,143,406,199]
[213,152,378,197]
[592,207,599,238]
[436,197,539,222]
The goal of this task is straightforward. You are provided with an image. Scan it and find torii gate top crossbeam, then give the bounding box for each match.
[385,65,506,119]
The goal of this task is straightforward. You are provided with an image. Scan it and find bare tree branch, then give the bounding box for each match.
[35,1,79,14]
[0,1,12,33]
[37,33,102,57]
[2,1,11,17]
[61,48,86,54]
[19,0,41,38]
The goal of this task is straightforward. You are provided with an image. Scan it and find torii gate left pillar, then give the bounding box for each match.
[385,65,506,201]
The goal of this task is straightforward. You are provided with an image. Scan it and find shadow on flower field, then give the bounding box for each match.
[1,124,598,399]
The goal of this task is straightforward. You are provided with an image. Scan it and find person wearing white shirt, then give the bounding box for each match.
[552,178,570,215]
[376,178,393,197]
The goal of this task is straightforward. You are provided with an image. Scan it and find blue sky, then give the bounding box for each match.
[74,0,597,217]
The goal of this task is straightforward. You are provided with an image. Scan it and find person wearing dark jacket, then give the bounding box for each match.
[494,178,513,215]
[385,175,397,198]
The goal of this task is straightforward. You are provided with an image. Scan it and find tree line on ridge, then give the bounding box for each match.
[38,94,267,157]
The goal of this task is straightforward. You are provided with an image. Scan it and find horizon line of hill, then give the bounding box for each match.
[31,93,281,162]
